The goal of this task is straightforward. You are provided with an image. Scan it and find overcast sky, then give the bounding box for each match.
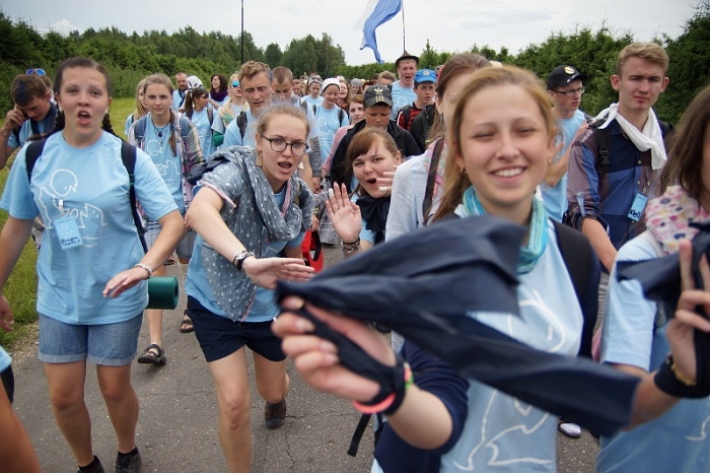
[3,0,699,66]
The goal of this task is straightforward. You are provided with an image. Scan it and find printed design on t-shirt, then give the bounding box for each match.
[317,114,335,147]
[455,288,566,470]
[38,169,106,236]
[145,138,165,157]
[686,399,710,441]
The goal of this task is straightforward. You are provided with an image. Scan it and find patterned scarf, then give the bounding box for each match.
[460,186,548,274]
[645,185,710,255]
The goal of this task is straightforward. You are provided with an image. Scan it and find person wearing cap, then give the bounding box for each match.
[212,73,249,149]
[223,61,275,149]
[172,71,188,111]
[302,76,324,108]
[390,50,419,120]
[396,68,436,132]
[539,65,590,223]
[314,78,350,175]
[329,85,420,192]
[350,78,363,96]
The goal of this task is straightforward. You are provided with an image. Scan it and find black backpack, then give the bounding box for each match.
[24,138,148,253]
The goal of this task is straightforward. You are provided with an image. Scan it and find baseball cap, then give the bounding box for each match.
[363,85,393,108]
[547,65,588,90]
[414,69,437,84]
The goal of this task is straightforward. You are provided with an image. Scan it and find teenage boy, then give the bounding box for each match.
[0,73,57,169]
[223,61,275,149]
[271,66,320,190]
[541,65,590,222]
[396,68,436,131]
[566,43,671,272]
[390,50,418,119]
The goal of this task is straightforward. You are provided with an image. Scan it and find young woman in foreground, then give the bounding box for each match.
[274,67,710,472]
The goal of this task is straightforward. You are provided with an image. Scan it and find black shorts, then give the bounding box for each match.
[187,296,286,363]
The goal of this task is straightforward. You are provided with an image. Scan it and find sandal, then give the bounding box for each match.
[179,311,195,333]
[137,344,166,364]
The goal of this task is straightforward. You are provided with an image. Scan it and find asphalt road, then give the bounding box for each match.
[11,244,599,472]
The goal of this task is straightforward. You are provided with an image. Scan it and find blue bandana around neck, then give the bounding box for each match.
[461,186,548,274]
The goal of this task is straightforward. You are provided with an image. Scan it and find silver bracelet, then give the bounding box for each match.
[134,263,153,278]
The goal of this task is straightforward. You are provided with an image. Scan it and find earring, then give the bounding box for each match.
[256,151,263,167]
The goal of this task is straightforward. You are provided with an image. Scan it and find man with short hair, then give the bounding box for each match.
[172,72,188,111]
[396,68,436,132]
[0,74,57,169]
[566,42,671,272]
[540,65,590,222]
[390,50,418,119]
[271,66,320,190]
[223,61,274,149]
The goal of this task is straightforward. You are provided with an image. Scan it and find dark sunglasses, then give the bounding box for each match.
[26,68,46,76]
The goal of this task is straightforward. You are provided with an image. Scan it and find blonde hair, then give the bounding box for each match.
[255,105,310,138]
[616,42,669,75]
[434,66,556,222]
[239,61,272,83]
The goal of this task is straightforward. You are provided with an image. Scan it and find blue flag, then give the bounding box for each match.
[357,0,402,64]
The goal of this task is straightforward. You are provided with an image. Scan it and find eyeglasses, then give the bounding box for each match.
[554,86,585,96]
[26,68,46,76]
[261,135,309,156]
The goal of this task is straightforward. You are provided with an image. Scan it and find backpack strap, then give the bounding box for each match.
[120,141,148,253]
[591,123,611,175]
[338,107,346,124]
[207,107,214,127]
[25,138,49,182]
[133,116,147,146]
[402,105,412,130]
[236,111,248,139]
[421,138,445,225]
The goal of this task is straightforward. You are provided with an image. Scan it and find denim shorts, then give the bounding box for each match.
[38,314,142,366]
[144,219,195,262]
[187,296,286,363]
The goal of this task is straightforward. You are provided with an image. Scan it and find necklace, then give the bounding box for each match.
[152,119,170,138]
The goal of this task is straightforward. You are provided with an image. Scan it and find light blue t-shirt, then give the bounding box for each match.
[438,218,582,473]
[124,114,135,139]
[0,345,10,372]
[598,235,710,472]
[390,81,416,120]
[185,185,304,322]
[540,110,586,221]
[0,132,177,325]
[302,95,323,108]
[7,105,57,149]
[188,109,216,160]
[172,89,187,111]
[316,105,349,164]
[129,115,185,214]
[224,109,257,149]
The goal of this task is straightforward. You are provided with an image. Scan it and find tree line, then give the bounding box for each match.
[0,2,708,124]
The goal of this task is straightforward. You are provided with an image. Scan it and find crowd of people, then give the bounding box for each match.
[0,41,710,473]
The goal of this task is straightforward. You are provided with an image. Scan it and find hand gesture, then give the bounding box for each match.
[326,182,361,243]
[243,257,315,290]
[666,240,710,383]
[3,106,26,132]
[273,296,396,403]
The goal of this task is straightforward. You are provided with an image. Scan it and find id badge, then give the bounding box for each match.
[53,216,83,250]
[627,193,648,222]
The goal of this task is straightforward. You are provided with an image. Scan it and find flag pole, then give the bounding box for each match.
[401,0,406,51]
[240,0,245,65]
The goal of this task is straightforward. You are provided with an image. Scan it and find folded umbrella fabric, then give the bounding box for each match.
[277,215,638,435]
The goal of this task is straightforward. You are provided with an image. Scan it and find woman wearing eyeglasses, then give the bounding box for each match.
[212,73,249,149]
[184,105,315,471]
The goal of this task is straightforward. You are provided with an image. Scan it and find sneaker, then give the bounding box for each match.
[77,456,105,473]
[264,399,287,429]
[115,449,142,473]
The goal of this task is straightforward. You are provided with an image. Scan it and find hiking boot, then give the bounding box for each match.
[264,399,287,429]
[115,448,142,473]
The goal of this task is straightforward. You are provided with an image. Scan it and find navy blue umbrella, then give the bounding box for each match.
[277,215,638,435]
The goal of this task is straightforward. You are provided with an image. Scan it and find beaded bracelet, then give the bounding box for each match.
[342,238,361,255]
[134,263,153,278]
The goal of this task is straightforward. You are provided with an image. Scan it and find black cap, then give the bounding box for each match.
[363,85,393,108]
[547,65,588,90]
[395,50,419,68]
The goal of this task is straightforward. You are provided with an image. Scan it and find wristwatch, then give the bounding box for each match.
[233,251,255,272]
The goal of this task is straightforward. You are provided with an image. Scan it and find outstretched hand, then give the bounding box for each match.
[273,296,396,403]
[242,257,315,290]
[666,240,710,383]
[325,182,361,244]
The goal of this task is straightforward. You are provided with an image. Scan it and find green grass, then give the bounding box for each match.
[0,97,135,349]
